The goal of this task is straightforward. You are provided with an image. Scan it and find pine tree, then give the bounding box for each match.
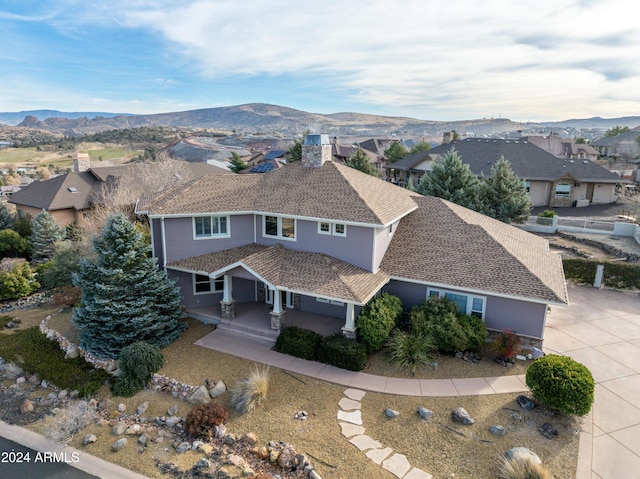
[0,202,14,230]
[228,152,248,173]
[72,213,186,359]
[346,148,380,177]
[478,157,532,224]
[384,142,408,163]
[417,148,479,209]
[30,209,64,264]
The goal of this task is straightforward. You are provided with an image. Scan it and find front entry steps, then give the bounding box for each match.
[215,319,279,346]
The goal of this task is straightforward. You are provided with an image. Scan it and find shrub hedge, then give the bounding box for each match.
[525,354,594,416]
[274,326,322,360]
[356,292,403,353]
[562,258,640,290]
[317,334,367,371]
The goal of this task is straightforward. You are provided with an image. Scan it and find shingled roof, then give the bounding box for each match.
[8,171,98,211]
[140,161,421,226]
[428,138,627,183]
[167,243,389,305]
[381,196,568,305]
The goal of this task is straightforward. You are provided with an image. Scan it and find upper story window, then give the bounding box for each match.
[428,288,486,319]
[554,183,571,198]
[193,215,229,239]
[264,215,296,240]
[318,221,347,237]
[524,181,531,193]
[194,274,224,295]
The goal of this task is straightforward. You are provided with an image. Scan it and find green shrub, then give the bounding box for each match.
[317,334,367,371]
[602,261,640,290]
[0,258,39,300]
[229,365,270,414]
[356,292,403,353]
[562,258,597,284]
[536,209,557,225]
[274,326,322,360]
[386,330,438,376]
[111,342,164,397]
[410,297,488,353]
[0,327,108,397]
[184,402,229,439]
[0,229,31,259]
[525,354,594,416]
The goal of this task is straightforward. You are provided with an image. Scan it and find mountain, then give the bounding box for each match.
[2,103,639,138]
[0,109,127,126]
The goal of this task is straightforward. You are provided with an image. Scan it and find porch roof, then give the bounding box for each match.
[166,243,389,305]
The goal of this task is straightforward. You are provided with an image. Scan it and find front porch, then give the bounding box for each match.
[185,302,345,344]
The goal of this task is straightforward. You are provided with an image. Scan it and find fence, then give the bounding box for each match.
[521,215,640,244]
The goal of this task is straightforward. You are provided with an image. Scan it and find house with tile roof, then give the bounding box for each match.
[426,138,629,207]
[137,134,568,347]
[8,154,228,227]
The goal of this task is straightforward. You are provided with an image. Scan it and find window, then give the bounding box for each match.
[264,215,296,240]
[194,274,224,294]
[554,183,571,198]
[194,216,229,239]
[524,181,530,193]
[428,288,486,319]
[316,297,344,306]
[318,221,347,237]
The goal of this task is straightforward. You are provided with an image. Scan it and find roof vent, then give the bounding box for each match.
[67,187,78,193]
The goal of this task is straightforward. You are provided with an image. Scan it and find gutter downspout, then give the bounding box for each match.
[161,216,167,273]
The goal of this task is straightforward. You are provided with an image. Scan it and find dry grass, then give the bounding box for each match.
[229,365,270,414]
[498,454,551,479]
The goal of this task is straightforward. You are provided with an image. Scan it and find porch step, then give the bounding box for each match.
[215,320,279,345]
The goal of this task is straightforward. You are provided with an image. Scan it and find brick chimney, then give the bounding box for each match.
[73,153,90,172]
[302,134,332,168]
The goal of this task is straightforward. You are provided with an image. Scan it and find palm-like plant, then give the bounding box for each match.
[387,330,438,376]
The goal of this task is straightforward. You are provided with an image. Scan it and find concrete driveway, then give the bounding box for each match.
[543,283,640,479]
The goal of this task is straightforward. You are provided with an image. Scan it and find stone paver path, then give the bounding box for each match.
[337,388,432,479]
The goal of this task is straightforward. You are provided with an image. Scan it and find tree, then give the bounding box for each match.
[477,157,532,224]
[416,149,479,209]
[575,137,587,144]
[287,129,310,163]
[30,209,64,264]
[38,240,87,289]
[384,142,408,163]
[72,213,186,359]
[604,125,629,137]
[228,152,248,173]
[345,148,380,177]
[12,214,32,238]
[0,202,14,230]
[0,229,31,259]
[409,141,431,154]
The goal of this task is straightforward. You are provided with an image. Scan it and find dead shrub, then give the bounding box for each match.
[184,402,229,439]
[44,400,97,445]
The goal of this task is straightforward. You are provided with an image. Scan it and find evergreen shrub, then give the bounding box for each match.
[317,334,367,371]
[356,292,403,353]
[273,326,322,360]
[111,342,164,397]
[525,354,594,416]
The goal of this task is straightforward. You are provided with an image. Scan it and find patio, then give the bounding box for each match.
[185,301,345,343]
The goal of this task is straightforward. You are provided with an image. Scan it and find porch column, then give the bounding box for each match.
[220,274,235,320]
[341,303,356,339]
[269,287,285,331]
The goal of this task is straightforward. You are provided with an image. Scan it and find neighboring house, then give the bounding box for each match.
[525,135,600,162]
[240,150,287,174]
[384,150,434,186]
[8,153,228,227]
[427,138,630,207]
[136,134,568,347]
[591,128,640,162]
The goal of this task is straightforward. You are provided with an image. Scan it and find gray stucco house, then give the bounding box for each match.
[136,135,568,347]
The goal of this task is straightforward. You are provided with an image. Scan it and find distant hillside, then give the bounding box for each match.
[0,109,127,126]
[3,103,639,138]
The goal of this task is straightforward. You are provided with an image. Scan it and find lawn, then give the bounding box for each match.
[0,144,142,168]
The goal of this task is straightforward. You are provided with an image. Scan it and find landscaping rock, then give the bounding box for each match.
[20,399,34,414]
[40,379,48,389]
[385,408,400,419]
[215,424,227,439]
[517,395,535,410]
[65,344,79,359]
[83,434,97,445]
[138,433,149,446]
[167,405,179,416]
[57,390,68,400]
[125,424,141,435]
[117,403,126,412]
[208,380,226,398]
[418,407,433,420]
[489,425,506,436]
[2,363,24,379]
[188,385,211,405]
[192,458,211,471]
[174,442,191,454]
[112,438,128,452]
[197,443,214,454]
[136,401,149,415]
[165,416,181,427]
[539,422,558,439]
[505,447,541,464]
[451,407,475,425]
[16,376,26,385]
[113,421,127,435]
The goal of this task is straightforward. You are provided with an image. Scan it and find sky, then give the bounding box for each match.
[1,0,639,122]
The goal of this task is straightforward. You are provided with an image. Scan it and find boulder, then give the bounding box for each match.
[112,421,127,436]
[489,425,506,436]
[174,442,191,454]
[385,408,400,419]
[517,395,535,410]
[65,344,79,359]
[112,438,128,452]
[138,433,149,446]
[20,399,34,414]
[83,434,97,445]
[192,458,211,471]
[117,403,126,413]
[451,407,475,425]
[539,422,558,439]
[57,390,68,400]
[136,401,149,415]
[208,380,227,398]
[188,385,211,405]
[167,405,179,416]
[417,407,433,420]
[505,447,541,464]
[165,416,181,427]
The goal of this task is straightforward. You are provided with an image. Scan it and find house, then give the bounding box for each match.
[427,138,630,207]
[525,135,599,162]
[136,134,568,347]
[8,153,228,227]
[384,150,434,186]
[591,128,640,161]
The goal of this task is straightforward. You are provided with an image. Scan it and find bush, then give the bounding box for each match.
[525,354,594,416]
[536,209,557,225]
[461,314,489,351]
[44,400,97,445]
[229,365,270,414]
[0,258,39,300]
[52,285,81,307]
[562,258,597,284]
[356,292,403,353]
[410,296,459,333]
[492,329,521,361]
[274,326,322,360]
[111,342,164,397]
[317,334,367,371]
[0,229,31,259]
[0,327,109,397]
[386,330,438,376]
[184,402,229,439]
[498,453,550,479]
